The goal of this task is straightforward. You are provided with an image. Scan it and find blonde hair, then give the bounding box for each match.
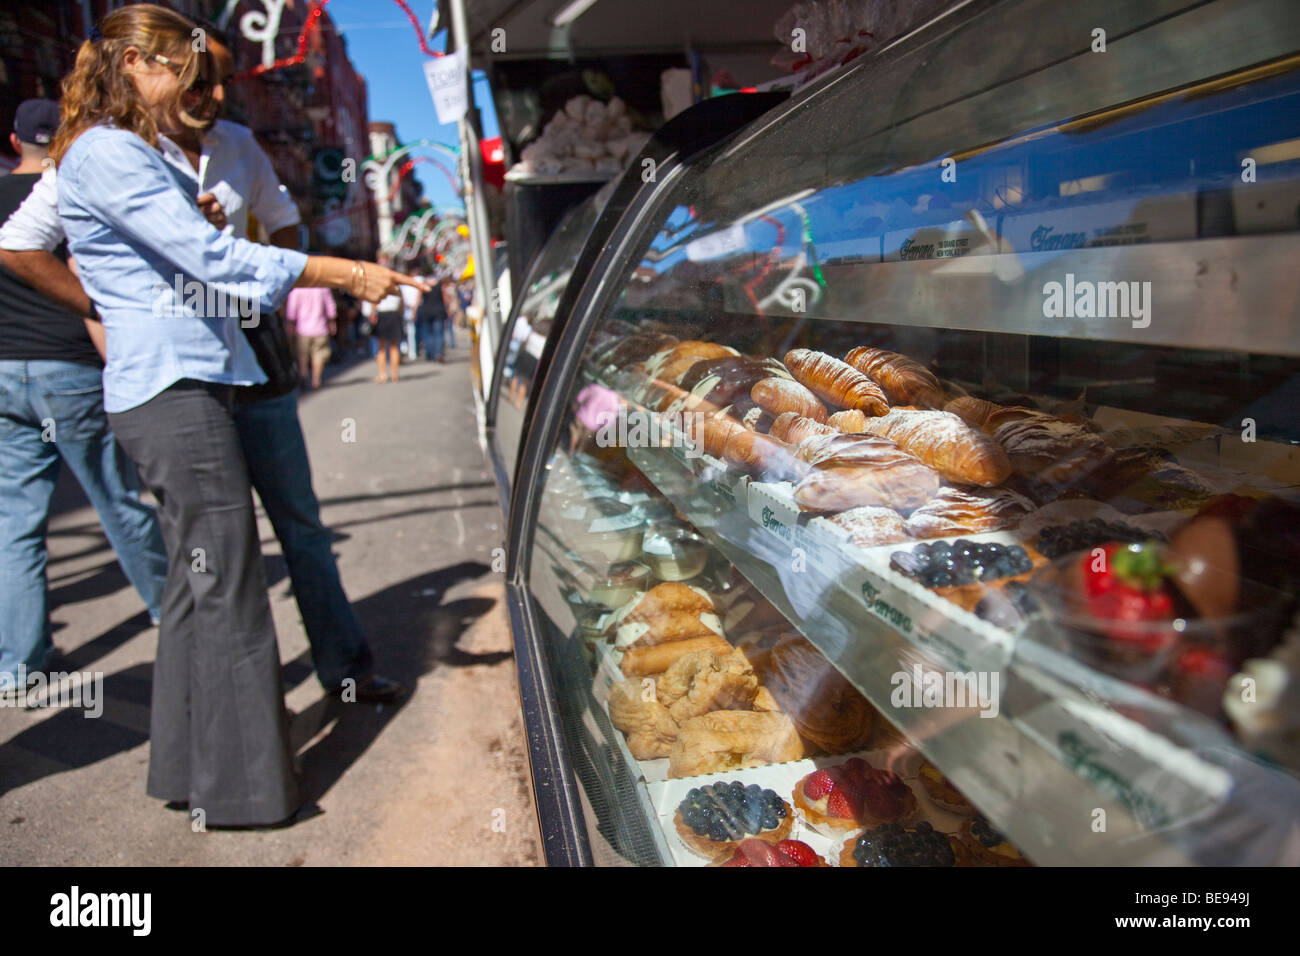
[50,4,207,165]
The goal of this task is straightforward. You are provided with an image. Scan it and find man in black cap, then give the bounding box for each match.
[0,99,168,684]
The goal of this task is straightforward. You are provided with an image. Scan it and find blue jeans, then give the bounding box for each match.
[426,317,446,360]
[232,390,371,690]
[0,360,167,679]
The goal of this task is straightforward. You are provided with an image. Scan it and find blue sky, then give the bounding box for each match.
[326,0,501,212]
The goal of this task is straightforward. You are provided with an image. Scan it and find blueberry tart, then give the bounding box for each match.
[959,814,1031,866]
[674,780,793,859]
[839,821,971,867]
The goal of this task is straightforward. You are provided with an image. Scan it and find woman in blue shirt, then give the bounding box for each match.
[49,4,426,827]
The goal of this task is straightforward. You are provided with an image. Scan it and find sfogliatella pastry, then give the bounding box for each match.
[861,408,1011,487]
[674,780,793,859]
[770,411,838,446]
[829,409,869,433]
[656,649,759,723]
[751,377,829,423]
[841,822,970,867]
[793,757,917,832]
[608,678,679,759]
[844,346,944,408]
[678,356,784,411]
[764,636,874,753]
[783,348,889,416]
[668,710,805,777]
[918,760,973,814]
[960,814,1031,866]
[990,413,1113,488]
[792,435,941,512]
[903,485,1035,538]
[825,505,910,548]
[645,340,736,379]
[722,427,805,481]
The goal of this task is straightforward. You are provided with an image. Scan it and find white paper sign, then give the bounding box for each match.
[423,51,468,125]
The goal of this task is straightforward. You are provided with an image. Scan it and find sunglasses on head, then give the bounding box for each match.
[151,52,215,96]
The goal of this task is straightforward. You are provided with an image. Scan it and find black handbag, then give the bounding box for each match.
[236,310,300,403]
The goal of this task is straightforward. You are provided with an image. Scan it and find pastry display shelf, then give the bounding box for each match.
[700,234,1300,359]
[620,436,1297,865]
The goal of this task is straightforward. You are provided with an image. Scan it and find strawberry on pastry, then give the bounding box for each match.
[714,838,825,867]
[794,759,918,834]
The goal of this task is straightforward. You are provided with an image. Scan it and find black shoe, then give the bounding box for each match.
[342,675,405,704]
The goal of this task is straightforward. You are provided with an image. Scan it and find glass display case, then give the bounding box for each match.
[504,0,1300,866]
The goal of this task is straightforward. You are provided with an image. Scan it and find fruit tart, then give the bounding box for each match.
[711,838,827,867]
[959,814,1031,866]
[840,822,971,867]
[793,757,917,833]
[674,781,793,859]
[917,760,972,815]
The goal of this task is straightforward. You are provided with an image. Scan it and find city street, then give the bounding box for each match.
[0,343,543,866]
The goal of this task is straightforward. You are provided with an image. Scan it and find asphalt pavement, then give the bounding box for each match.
[0,340,543,865]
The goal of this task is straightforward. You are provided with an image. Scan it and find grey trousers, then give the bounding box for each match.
[108,380,298,826]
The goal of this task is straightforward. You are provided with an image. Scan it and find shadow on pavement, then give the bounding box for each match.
[0,663,152,798]
[288,559,509,808]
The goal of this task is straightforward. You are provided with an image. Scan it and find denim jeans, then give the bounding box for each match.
[232,390,371,690]
[0,360,167,679]
[426,317,446,361]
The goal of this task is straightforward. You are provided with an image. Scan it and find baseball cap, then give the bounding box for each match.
[15,99,60,146]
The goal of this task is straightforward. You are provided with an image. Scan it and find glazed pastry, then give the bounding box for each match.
[903,485,1035,538]
[608,678,678,759]
[792,435,941,512]
[696,408,748,459]
[765,636,874,753]
[829,409,869,433]
[678,356,782,410]
[793,756,917,831]
[645,340,736,378]
[943,396,1035,432]
[991,414,1112,486]
[713,838,826,867]
[592,332,677,372]
[841,822,970,867]
[861,408,1011,487]
[770,411,838,445]
[667,710,805,777]
[917,760,972,814]
[783,349,890,416]
[620,634,731,677]
[960,815,1031,866]
[826,505,910,548]
[674,780,793,859]
[721,428,805,481]
[845,346,944,408]
[751,377,829,423]
[655,649,759,723]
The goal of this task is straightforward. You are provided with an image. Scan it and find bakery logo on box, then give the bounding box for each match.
[890,664,1000,718]
[151,274,261,328]
[595,408,704,459]
[1041,273,1151,329]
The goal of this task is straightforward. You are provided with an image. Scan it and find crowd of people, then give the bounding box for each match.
[0,3,456,828]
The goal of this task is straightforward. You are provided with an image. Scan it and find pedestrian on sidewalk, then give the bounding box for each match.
[44,4,426,827]
[418,276,452,363]
[3,23,405,708]
[362,253,405,384]
[0,99,168,684]
[285,286,335,390]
